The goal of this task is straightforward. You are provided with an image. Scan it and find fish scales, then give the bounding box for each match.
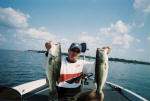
[95,48,109,93]
[46,42,61,101]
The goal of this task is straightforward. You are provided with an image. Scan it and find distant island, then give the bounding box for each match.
[27,50,150,65]
[27,50,46,53]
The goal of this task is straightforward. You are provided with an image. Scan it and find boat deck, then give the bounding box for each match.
[23,80,130,101]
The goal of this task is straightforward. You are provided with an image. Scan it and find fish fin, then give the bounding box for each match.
[103,82,106,87]
[93,78,96,83]
[49,91,58,101]
[57,78,61,83]
[104,63,107,70]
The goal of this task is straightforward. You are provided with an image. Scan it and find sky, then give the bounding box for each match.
[0,0,150,62]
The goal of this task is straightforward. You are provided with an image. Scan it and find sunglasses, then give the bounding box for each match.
[71,48,80,53]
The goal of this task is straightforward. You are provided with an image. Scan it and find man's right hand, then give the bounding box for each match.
[102,46,111,54]
[45,42,51,51]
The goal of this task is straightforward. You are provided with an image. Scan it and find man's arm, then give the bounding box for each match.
[43,42,52,83]
[82,61,95,74]
[42,42,51,69]
[82,46,111,74]
[42,56,49,84]
[45,42,51,51]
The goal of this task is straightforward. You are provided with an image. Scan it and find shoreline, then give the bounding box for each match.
[27,50,150,65]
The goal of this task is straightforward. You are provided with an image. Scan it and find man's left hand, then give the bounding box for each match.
[102,46,111,54]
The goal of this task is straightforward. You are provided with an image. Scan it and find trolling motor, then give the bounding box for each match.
[80,42,89,60]
[80,42,90,85]
[80,42,87,53]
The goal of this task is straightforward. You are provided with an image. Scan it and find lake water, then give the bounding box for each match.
[0,49,150,100]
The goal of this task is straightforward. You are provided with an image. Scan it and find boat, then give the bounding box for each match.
[0,76,148,101]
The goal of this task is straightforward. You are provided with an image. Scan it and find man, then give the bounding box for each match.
[44,42,111,101]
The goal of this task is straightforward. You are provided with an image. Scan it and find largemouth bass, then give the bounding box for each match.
[95,48,109,94]
[46,42,61,101]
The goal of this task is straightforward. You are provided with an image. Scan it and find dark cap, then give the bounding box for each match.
[69,43,82,52]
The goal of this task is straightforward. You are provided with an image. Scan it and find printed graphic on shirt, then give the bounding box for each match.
[66,75,82,84]
[76,64,80,68]
[60,72,82,84]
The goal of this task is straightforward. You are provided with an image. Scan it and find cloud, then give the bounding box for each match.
[59,38,72,52]
[144,5,150,13]
[78,33,104,56]
[111,20,130,33]
[16,27,56,41]
[147,37,150,40]
[13,34,17,38]
[26,28,55,41]
[136,49,144,52]
[133,0,150,13]
[112,34,134,48]
[0,7,30,28]
[12,28,57,50]
[132,22,145,28]
[132,0,150,27]
[112,36,122,45]
[79,34,100,43]
[0,7,59,50]
[135,39,141,43]
[99,20,134,49]
[0,7,64,50]
[100,20,130,34]
[39,26,46,31]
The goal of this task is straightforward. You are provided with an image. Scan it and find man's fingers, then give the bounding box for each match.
[102,46,111,49]
[106,46,111,49]
[102,46,111,54]
[102,46,107,49]
[106,46,111,54]
[45,42,51,50]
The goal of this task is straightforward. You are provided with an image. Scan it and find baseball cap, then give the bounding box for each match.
[69,43,82,53]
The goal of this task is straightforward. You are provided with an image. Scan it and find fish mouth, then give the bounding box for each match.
[50,41,60,45]
[54,43,59,45]
[97,48,105,52]
[97,48,101,50]
[48,42,60,57]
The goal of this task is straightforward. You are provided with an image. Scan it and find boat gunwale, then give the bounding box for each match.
[13,79,47,95]
[12,79,148,101]
[106,82,148,101]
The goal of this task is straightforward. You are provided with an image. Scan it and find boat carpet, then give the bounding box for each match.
[23,84,130,101]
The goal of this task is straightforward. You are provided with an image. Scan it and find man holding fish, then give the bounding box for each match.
[43,42,111,101]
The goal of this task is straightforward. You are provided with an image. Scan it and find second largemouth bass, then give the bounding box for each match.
[95,48,109,94]
[46,42,61,101]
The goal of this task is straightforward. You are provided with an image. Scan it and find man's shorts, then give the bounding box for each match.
[56,86,81,98]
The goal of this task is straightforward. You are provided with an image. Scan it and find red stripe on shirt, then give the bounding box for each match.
[60,72,82,82]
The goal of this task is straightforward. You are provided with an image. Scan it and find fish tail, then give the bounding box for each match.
[49,90,58,101]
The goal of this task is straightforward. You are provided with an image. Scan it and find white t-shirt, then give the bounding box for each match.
[43,56,95,88]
